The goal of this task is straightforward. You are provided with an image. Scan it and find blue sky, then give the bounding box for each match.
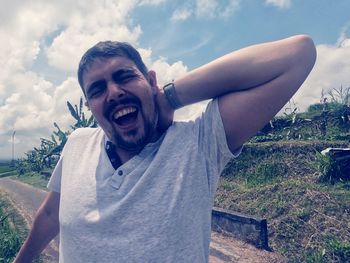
[133,0,350,67]
[1,0,350,159]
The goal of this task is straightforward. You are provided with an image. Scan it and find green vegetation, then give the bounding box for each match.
[0,192,43,263]
[253,86,350,143]
[216,144,350,262]
[10,172,50,190]
[0,192,24,263]
[0,162,14,176]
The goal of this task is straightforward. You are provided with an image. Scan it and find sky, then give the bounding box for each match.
[1,0,350,160]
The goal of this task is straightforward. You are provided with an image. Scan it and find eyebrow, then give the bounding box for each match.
[112,68,138,80]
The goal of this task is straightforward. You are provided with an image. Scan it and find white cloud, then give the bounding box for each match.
[46,1,141,72]
[221,0,240,17]
[195,0,218,18]
[138,0,166,5]
[171,0,240,21]
[171,8,193,21]
[265,0,291,9]
[50,77,85,129]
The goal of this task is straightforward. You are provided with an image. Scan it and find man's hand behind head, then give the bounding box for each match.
[155,86,175,133]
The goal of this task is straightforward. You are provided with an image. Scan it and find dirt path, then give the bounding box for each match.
[0,177,59,262]
[0,177,286,263]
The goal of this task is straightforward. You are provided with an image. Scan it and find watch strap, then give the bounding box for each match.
[163,82,183,109]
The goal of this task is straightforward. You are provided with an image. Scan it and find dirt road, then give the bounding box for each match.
[0,177,286,263]
[0,176,59,262]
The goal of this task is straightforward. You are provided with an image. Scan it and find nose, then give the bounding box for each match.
[106,81,125,102]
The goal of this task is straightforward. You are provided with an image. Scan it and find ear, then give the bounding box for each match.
[147,70,158,95]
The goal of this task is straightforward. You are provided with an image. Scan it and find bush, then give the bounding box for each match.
[314,151,349,183]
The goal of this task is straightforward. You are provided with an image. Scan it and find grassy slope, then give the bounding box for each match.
[10,173,50,190]
[0,163,14,175]
[0,188,44,262]
[215,141,350,263]
[0,191,26,263]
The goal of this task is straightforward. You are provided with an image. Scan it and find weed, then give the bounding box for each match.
[303,248,327,263]
[325,235,350,262]
[314,151,348,183]
[0,198,21,263]
[0,193,43,263]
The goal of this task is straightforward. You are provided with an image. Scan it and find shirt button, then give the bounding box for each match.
[118,170,123,176]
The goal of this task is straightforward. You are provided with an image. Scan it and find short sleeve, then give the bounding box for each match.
[197,99,242,195]
[47,154,63,193]
[47,134,71,193]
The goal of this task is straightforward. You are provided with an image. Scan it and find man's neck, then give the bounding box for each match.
[115,129,163,164]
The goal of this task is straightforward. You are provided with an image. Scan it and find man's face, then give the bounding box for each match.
[82,57,159,151]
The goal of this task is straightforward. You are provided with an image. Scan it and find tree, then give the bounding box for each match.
[16,97,97,174]
[67,97,97,129]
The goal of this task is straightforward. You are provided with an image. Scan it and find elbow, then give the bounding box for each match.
[294,34,317,72]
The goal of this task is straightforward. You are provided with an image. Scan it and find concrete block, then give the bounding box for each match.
[211,207,269,250]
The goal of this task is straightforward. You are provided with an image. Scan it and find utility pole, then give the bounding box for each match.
[12,130,16,166]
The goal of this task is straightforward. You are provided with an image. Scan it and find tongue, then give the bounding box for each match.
[115,111,138,126]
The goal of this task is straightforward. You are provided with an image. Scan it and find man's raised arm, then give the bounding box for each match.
[159,35,316,151]
[14,191,60,263]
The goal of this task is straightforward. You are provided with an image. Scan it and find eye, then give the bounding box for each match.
[112,69,140,85]
[116,73,136,84]
[87,81,106,99]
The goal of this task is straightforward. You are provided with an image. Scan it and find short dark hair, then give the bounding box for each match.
[77,41,149,91]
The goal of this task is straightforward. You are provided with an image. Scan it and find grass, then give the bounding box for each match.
[0,191,44,263]
[10,172,49,190]
[0,162,15,177]
[215,141,350,263]
[0,191,25,263]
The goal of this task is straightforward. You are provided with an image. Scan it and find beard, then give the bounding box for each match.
[102,94,159,152]
[112,107,159,152]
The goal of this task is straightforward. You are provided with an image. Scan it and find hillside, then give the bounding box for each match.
[215,141,350,262]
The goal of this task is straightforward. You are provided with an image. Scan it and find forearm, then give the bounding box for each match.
[14,192,60,263]
[173,35,316,106]
[14,209,59,263]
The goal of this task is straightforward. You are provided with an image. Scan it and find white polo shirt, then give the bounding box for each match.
[48,99,240,263]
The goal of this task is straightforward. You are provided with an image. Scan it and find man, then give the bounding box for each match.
[14,35,316,262]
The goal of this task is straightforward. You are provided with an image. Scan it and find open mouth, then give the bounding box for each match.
[113,106,139,127]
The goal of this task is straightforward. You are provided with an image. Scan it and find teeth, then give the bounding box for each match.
[114,107,136,119]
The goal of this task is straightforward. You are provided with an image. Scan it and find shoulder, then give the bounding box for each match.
[60,127,104,158]
[166,100,218,134]
[66,127,103,146]
[69,127,101,138]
